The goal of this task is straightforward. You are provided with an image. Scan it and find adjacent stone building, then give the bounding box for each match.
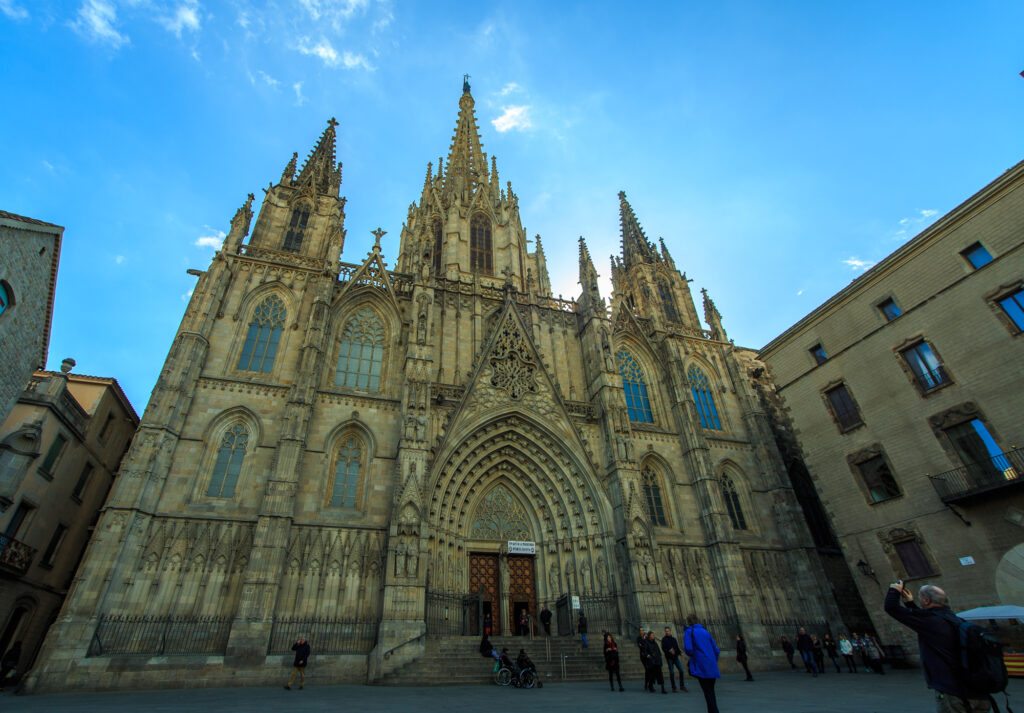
[0,211,62,436]
[0,363,138,687]
[759,159,1024,654]
[27,81,843,691]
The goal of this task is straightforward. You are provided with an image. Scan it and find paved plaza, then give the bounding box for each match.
[3,669,1021,713]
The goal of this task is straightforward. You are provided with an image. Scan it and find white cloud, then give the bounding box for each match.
[181,287,194,302]
[293,82,306,106]
[159,0,200,37]
[0,0,28,20]
[254,70,280,88]
[299,0,369,22]
[920,209,938,218]
[492,105,532,132]
[195,228,225,249]
[114,255,125,265]
[892,208,939,242]
[842,257,876,271]
[41,160,55,173]
[796,289,804,296]
[236,10,249,28]
[70,0,129,49]
[498,82,522,96]
[297,37,339,65]
[341,51,372,70]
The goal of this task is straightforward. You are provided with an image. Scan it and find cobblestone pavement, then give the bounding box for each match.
[3,669,1021,713]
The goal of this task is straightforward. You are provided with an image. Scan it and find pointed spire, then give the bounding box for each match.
[579,236,597,284]
[618,191,659,270]
[659,237,676,270]
[701,287,726,340]
[534,234,545,257]
[225,193,255,252]
[281,152,298,184]
[296,117,343,196]
[443,80,489,200]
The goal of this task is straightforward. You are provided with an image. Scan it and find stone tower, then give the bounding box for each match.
[27,82,841,692]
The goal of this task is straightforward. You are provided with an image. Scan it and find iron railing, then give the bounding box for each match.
[577,592,620,635]
[425,590,482,637]
[0,533,34,575]
[87,615,231,657]
[268,617,379,655]
[929,449,1023,503]
[912,365,951,391]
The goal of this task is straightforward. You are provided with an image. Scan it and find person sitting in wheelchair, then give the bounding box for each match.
[499,648,516,673]
[516,649,535,675]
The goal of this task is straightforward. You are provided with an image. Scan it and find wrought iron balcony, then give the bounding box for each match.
[929,449,1024,504]
[0,533,35,574]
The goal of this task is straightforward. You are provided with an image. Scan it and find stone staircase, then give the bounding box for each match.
[375,635,651,686]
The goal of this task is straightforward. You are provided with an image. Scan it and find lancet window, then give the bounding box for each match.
[328,436,362,508]
[431,215,443,274]
[207,424,248,498]
[282,205,311,253]
[641,464,668,526]
[238,295,286,373]
[658,280,679,322]
[470,213,493,274]
[721,474,747,530]
[335,307,385,390]
[616,349,653,423]
[688,365,722,430]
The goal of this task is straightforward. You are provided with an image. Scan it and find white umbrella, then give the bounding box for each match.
[956,605,1024,620]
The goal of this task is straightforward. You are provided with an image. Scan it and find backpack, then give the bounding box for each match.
[935,610,1012,711]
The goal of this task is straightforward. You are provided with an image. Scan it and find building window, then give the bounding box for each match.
[470,213,493,274]
[238,295,286,373]
[809,343,828,365]
[329,437,362,508]
[658,281,679,322]
[721,475,747,530]
[688,366,722,430]
[0,281,10,317]
[4,501,35,539]
[282,205,310,253]
[616,350,653,423]
[40,524,68,568]
[99,413,115,442]
[641,464,667,526]
[894,539,935,579]
[997,289,1024,332]
[335,307,385,390]
[825,383,862,431]
[855,455,901,503]
[901,341,950,391]
[71,463,93,502]
[207,424,248,498]
[961,242,993,269]
[39,434,68,476]
[878,298,902,321]
[943,418,1010,483]
[431,216,443,274]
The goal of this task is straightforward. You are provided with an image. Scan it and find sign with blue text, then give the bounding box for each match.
[508,540,536,555]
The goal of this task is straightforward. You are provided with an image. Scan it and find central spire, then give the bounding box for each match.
[294,117,343,196]
[443,78,489,199]
[618,191,659,270]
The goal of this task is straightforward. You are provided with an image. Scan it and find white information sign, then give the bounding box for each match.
[959,556,975,566]
[572,595,581,610]
[508,540,536,555]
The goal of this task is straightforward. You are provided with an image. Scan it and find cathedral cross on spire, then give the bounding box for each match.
[463,73,471,93]
[371,227,387,252]
[328,117,339,129]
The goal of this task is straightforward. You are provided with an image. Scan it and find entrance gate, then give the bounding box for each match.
[507,554,537,635]
[469,553,500,634]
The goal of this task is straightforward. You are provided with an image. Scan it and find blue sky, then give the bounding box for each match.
[2,1,1023,412]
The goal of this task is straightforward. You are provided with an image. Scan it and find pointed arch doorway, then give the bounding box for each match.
[467,483,537,636]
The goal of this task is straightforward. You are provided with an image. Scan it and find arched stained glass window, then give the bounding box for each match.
[335,307,385,390]
[207,424,248,498]
[470,213,492,274]
[721,474,747,530]
[658,281,679,322]
[688,365,722,430]
[283,205,311,252]
[329,437,361,507]
[471,484,530,540]
[642,464,667,526]
[616,349,653,423]
[238,295,286,373]
[431,215,443,274]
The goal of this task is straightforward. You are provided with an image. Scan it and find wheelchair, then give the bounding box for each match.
[494,664,537,689]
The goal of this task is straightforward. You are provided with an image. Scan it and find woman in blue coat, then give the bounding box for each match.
[683,614,721,713]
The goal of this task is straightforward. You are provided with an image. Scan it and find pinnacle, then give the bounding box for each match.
[295,117,342,196]
[618,190,658,270]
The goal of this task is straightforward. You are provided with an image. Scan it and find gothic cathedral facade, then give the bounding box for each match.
[28,82,840,690]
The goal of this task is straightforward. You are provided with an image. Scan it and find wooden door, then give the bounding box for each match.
[469,553,500,634]
[507,555,537,634]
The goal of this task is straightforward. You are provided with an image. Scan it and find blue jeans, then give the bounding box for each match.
[801,650,818,675]
[581,633,587,647]
[666,658,686,689]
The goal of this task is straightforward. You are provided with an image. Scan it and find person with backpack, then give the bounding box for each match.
[885,580,1003,712]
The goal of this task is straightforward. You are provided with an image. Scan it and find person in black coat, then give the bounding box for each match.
[796,627,818,677]
[539,605,552,635]
[284,636,311,690]
[780,636,796,669]
[735,634,753,681]
[811,634,825,675]
[822,633,841,673]
[661,627,688,692]
[578,612,588,648]
[643,630,667,694]
[604,633,624,692]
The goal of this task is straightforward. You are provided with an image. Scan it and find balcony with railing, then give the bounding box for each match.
[0,533,36,574]
[928,448,1024,504]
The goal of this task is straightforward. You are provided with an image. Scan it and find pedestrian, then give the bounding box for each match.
[838,634,857,673]
[604,633,625,692]
[519,609,529,636]
[684,613,721,713]
[0,641,21,691]
[780,635,796,669]
[863,633,885,675]
[811,634,825,675]
[644,630,667,694]
[736,634,754,681]
[636,625,648,688]
[480,633,496,658]
[851,632,870,672]
[885,581,993,712]
[661,626,689,692]
[284,636,311,690]
[540,605,552,635]
[483,612,493,637]
[823,633,841,673]
[796,627,817,677]
[578,611,588,648]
